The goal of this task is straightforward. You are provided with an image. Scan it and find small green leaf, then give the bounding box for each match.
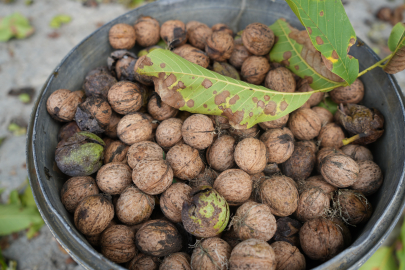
[26,218,44,239]
[285,0,359,85]
[0,204,43,236]
[0,12,35,42]
[20,184,36,208]
[0,137,5,147]
[8,190,21,206]
[49,15,72,29]
[317,97,338,115]
[388,23,405,52]
[0,248,7,270]
[8,123,26,136]
[360,246,397,270]
[18,93,30,104]
[384,23,405,74]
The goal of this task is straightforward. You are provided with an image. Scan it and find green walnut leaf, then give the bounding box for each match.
[0,12,35,42]
[317,97,338,115]
[269,19,346,91]
[136,49,327,128]
[0,204,43,236]
[49,14,72,29]
[360,246,397,270]
[384,22,405,74]
[285,0,359,85]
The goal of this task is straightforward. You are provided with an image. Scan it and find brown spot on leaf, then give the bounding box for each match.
[332,50,339,59]
[264,95,270,101]
[252,97,258,103]
[321,55,333,70]
[187,100,194,107]
[160,63,166,68]
[202,78,213,89]
[283,51,292,60]
[320,11,324,16]
[153,72,185,109]
[165,73,177,87]
[280,101,288,111]
[215,91,230,105]
[257,100,265,109]
[349,38,356,46]
[264,101,277,116]
[221,108,245,126]
[303,76,313,85]
[229,95,240,105]
[137,56,153,69]
[316,36,324,45]
[249,112,253,117]
[295,65,299,70]
[307,27,312,34]
[213,91,217,94]
[203,104,207,108]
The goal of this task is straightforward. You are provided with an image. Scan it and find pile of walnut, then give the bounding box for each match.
[46,16,384,270]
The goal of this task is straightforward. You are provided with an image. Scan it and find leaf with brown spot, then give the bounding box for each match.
[384,22,405,74]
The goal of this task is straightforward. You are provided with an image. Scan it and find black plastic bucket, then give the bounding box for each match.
[26,0,405,269]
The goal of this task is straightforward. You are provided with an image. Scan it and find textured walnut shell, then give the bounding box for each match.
[273,217,302,247]
[167,144,204,180]
[242,23,275,55]
[234,138,267,174]
[241,56,270,85]
[271,241,306,270]
[229,239,276,270]
[263,163,281,177]
[132,159,173,195]
[260,175,299,217]
[191,238,231,270]
[127,253,160,270]
[229,124,259,139]
[281,141,316,181]
[182,114,215,150]
[331,217,352,248]
[147,94,178,121]
[96,162,132,195]
[295,187,330,222]
[186,21,212,50]
[85,220,116,247]
[104,112,121,139]
[156,118,183,150]
[135,219,183,257]
[160,182,192,223]
[211,23,233,35]
[75,96,112,134]
[316,147,344,173]
[108,81,143,115]
[229,43,252,69]
[205,31,234,62]
[341,144,373,162]
[259,115,289,130]
[297,83,324,106]
[232,201,276,241]
[288,108,322,140]
[320,154,359,188]
[104,140,128,164]
[173,44,210,68]
[260,128,294,164]
[47,89,84,122]
[160,252,191,270]
[213,169,252,206]
[58,122,81,142]
[301,175,337,200]
[133,58,154,86]
[117,113,153,145]
[317,123,345,148]
[160,20,187,47]
[299,218,344,261]
[189,167,218,188]
[210,115,231,130]
[74,194,114,236]
[312,106,333,126]
[207,135,236,171]
[61,176,99,213]
[134,16,160,47]
[127,141,164,169]
[265,67,296,93]
[83,66,117,98]
[109,23,136,50]
[100,225,137,263]
[330,78,364,104]
[334,190,373,225]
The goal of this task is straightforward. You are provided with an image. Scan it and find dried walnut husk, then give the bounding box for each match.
[83,66,117,98]
[75,96,112,134]
[107,50,137,81]
[272,217,302,247]
[104,140,128,164]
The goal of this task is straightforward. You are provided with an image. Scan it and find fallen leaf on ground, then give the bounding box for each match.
[49,15,72,29]
[0,13,35,42]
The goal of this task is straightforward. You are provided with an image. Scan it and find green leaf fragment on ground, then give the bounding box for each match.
[49,15,72,29]
[20,183,36,208]
[0,204,43,236]
[8,123,26,136]
[18,93,31,104]
[0,12,35,42]
[8,190,21,206]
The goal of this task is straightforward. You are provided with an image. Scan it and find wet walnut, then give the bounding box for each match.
[160,20,187,47]
[156,118,183,150]
[229,43,252,69]
[58,122,81,142]
[186,21,212,50]
[229,239,276,270]
[241,56,270,85]
[117,113,153,145]
[160,182,192,223]
[234,138,267,174]
[191,238,231,270]
[46,89,84,122]
[173,44,210,68]
[104,140,128,164]
[288,108,322,140]
[127,253,160,270]
[265,67,296,93]
[271,241,306,270]
[127,141,164,169]
[207,135,236,171]
[182,114,215,150]
[330,78,364,104]
[260,128,294,164]
[132,159,173,195]
[242,23,275,55]
[167,144,204,180]
[134,16,160,47]
[259,114,289,130]
[108,81,143,115]
[320,153,359,188]
[213,169,252,206]
[281,141,316,182]
[109,23,136,50]
[341,144,373,162]
[297,83,324,106]
[333,190,373,225]
[83,66,117,98]
[317,123,345,149]
[205,31,234,62]
[75,96,112,134]
[350,160,383,196]
[60,176,99,213]
[295,187,330,222]
[312,106,333,126]
[160,253,191,270]
[100,225,137,263]
[96,162,132,195]
[147,94,178,121]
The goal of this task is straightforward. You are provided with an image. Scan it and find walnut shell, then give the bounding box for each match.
[301,175,337,200]
[281,141,316,181]
[273,217,302,247]
[85,220,116,247]
[109,23,136,50]
[213,169,252,206]
[207,135,236,171]
[117,113,153,145]
[232,201,276,241]
[104,112,121,139]
[316,147,344,173]
[229,124,259,139]
[295,187,330,222]
[100,225,137,263]
[234,138,267,174]
[58,122,81,142]
[135,220,183,257]
[189,167,218,188]
[260,128,294,164]
[288,108,322,140]
[167,144,204,180]
[205,31,234,62]
[186,21,212,50]
[182,114,215,150]
[320,154,359,188]
[211,23,233,35]
[265,67,296,93]
[160,20,187,47]
[127,141,164,169]
[132,159,173,195]
[331,217,352,248]
[260,175,299,217]
[330,78,364,104]
[334,190,373,225]
[160,182,192,223]
[75,96,112,134]
[61,176,99,213]
[271,241,306,270]
[229,43,252,69]
[312,106,333,126]
[148,94,178,121]
[297,83,324,106]
[104,140,128,164]
[160,252,191,270]
[229,239,276,270]
[191,238,231,270]
[96,162,132,194]
[108,81,143,115]
[134,16,160,47]
[74,194,114,236]
[173,44,210,68]
[127,253,160,270]
[156,118,183,150]
[47,89,84,122]
[241,56,270,85]
[259,114,289,130]
[210,115,231,130]
[242,23,275,55]
[263,163,281,177]
[133,57,154,86]
[83,66,117,98]
[317,123,345,148]
[341,144,373,162]
[116,186,155,225]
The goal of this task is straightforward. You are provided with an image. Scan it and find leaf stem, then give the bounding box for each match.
[357,54,394,77]
[342,134,360,145]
